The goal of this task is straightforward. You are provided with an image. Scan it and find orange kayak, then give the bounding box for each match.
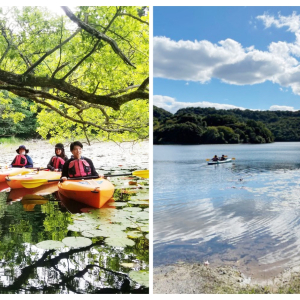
[58,179,114,208]
[0,167,31,182]
[6,171,61,189]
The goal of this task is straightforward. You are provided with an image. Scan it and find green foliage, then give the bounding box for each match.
[0,91,38,139]
[0,6,149,144]
[154,105,275,144]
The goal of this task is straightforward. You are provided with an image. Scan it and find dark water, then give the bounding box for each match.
[0,170,149,294]
[154,142,300,278]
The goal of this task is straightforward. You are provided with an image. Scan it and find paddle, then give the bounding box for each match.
[21,170,149,189]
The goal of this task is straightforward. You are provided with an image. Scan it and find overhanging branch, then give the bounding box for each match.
[61,6,136,68]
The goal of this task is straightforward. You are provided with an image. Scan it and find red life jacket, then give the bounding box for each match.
[68,159,92,178]
[51,156,65,170]
[12,154,27,167]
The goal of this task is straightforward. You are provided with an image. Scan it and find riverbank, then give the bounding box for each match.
[153,262,300,294]
[0,139,149,170]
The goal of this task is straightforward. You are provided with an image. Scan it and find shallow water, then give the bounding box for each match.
[154,142,300,279]
[0,141,149,294]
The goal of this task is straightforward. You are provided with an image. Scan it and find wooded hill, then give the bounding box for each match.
[154,106,300,144]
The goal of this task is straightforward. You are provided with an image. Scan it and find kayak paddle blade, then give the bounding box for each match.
[21,179,49,189]
[132,170,149,178]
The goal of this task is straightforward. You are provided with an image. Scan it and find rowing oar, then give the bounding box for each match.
[21,170,149,189]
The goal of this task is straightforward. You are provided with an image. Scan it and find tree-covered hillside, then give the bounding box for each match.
[153,105,300,144]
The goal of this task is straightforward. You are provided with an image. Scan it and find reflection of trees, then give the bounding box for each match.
[0,240,148,294]
[0,190,149,293]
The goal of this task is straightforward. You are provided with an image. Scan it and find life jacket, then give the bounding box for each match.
[12,154,27,167]
[68,159,92,178]
[51,156,65,170]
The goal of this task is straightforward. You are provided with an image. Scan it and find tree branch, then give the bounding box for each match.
[0,69,148,110]
[32,97,133,133]
[23,28,81,76]
[61,6,136,68]
[61,39,100,81]
[119,13,149,25]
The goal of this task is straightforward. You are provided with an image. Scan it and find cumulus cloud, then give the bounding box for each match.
[269,105,296,111]
[154,95,246,114]
[154,12,300,96]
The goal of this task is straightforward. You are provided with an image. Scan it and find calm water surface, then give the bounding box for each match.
[0,167,149,294]
[154,142,300,279]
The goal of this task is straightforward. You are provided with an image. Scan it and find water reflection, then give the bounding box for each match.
[154,143,300,278]
[0,171,149,294]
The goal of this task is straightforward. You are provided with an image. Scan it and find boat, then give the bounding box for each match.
[58,178,114,208]
[0,167,31,182]
[6,170,61,189]
[207,158,232,165]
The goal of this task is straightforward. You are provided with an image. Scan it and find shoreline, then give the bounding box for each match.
[153,262,300,294]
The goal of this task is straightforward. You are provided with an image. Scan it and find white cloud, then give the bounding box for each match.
[269,105,296,111]
[154,95,246,114]
[154,12,300,96]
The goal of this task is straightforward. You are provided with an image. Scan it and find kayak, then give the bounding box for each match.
[58,179,114,208]
[0,167,31,182]
[6,171,61,189]
[58,192,115,213]
[8,183,59,201]
[208,159,232,165]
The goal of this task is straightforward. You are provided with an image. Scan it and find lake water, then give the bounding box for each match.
[0,167,149,294]
[154,142,300,280]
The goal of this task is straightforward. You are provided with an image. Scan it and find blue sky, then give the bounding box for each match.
[154,6,300,113]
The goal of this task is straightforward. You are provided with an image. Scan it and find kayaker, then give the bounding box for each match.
[61,141,99,181]
[220,155,226,161]
[11,145,33,168]
[47,143,68,171]
[212,155,219,161]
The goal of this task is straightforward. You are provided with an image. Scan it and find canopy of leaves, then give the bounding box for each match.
[0,6,149,144]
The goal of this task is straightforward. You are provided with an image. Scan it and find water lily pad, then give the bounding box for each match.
[129,271,149,287]
[123,207,142,212]
[130,194,149,200]
[136,212,149,220]
[140,226,149,232]
[107,202,128,207]
[105,236,135,247]
[128,201,149,205]
[127,231,143,239]
[81,230,107,238]
[120,262,134,268]
[36,240,65,250]
[62,237,92,248]
[144,208,149,212]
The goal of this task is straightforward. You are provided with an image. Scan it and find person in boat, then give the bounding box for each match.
[212,155,219,161]
[11,145,33,168]
[61,141,99,181]
[220,154,226,161]
[47,143,68,171]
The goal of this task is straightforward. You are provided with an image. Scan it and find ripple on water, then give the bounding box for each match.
[154,143,300,278]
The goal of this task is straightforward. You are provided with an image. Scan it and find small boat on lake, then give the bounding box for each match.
[207,158,232,165]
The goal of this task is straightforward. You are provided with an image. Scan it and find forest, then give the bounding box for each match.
[154,105,300,144]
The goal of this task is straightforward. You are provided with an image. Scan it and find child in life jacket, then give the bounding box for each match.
[47,143,68,171]
[11,145,33,168]
[61,141,100,180]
